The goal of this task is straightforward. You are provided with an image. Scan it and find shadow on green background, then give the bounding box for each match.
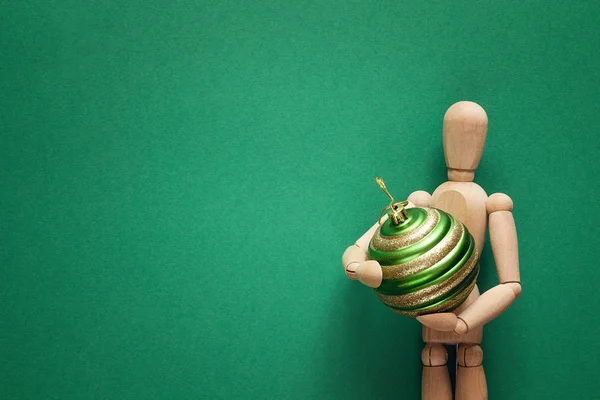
[2,1,600,398]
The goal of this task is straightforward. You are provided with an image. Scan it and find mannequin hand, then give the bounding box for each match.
[342,245,367,280]
[454,318,468,335]
[341,244,382,288]
[417,313,459,332]
[354,260,382,288]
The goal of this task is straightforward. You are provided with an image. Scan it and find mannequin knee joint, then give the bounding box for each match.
[457,344,483,367]
[421,344,447,367]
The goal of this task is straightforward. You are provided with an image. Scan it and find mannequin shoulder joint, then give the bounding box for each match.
[486,193,513,214]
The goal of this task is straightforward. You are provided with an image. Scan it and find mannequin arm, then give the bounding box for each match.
[454,193,521,334]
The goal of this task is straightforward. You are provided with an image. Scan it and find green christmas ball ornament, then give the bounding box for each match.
[369,178,479,318]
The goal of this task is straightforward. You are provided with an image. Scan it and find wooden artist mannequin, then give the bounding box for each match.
[342,101,521,399]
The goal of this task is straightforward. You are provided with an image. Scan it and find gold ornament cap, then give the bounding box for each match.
[375,177,408,226]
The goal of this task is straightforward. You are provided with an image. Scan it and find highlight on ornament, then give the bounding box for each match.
[368,178,480,317]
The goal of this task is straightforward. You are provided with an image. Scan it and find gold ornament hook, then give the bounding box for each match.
[375,177,395,203]
[375,177,408,225]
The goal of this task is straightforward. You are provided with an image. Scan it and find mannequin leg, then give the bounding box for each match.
[456,344,487,400]
[421,344,451,400]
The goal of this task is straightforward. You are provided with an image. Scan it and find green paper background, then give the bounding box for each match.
[2,1,600,399]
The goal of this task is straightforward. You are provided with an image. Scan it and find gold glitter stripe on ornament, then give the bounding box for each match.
[416,276,478,315]
[389,277,478,318]
[381,220,464,280]
[370,208,440,252]
[375,249,479,309]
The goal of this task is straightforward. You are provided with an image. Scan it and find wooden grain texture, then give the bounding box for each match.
[488,208,520,284]
[422,367,452,400]
[422,284,483,345]
[431,182,489,256]
[408,190,432,207]
[443,101,488,173]
[341,245,367,280]
[456,345,487,400]
[354,260,382,288]
[456,366,487,400]
[447,169,475,182]
[417,313,458,332]
[422,345,452,400]
[486,193,514,213]
[455,285,517,334]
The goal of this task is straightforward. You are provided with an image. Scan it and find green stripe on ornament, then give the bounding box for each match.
[386,264,479,313]
[418,235,475,291]
[379,207,428,237]
[369,211,452,264]
[375,228,471,295]
[381,243,478,311]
